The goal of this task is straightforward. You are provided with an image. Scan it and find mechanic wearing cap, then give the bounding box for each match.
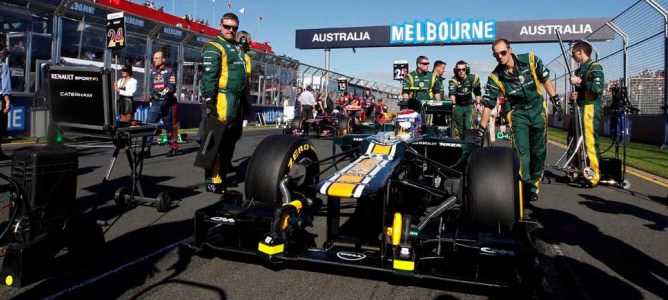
[567,41,604,186]
[477,38,562,203]
[144,50,179,158]
[200,12,249,194]
[402,56,442,101]
[448,60,482,140]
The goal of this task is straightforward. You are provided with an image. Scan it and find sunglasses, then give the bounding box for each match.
[222,24,238,31]
[492,50,508,58]
[456,68,467,72]
[418,62,430,65]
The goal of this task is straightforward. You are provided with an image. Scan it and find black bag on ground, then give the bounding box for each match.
[11,145,78,240]
[600,157,623,184]
[194,116,226,169]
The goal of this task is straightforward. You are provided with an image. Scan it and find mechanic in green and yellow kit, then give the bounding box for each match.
[448,60,482,140]
[200,12,249,194]
[477,39,563,203]
[567,41,604,186]
[402,56,442,101]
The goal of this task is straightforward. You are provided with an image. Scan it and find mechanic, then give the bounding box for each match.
[0,44,11,160]
[567,41,604,186]
[362,88,376,122]
[402,56,442,101]
[432,60,448,125]
[477,38,562,202]
[200,12,249,194]
[144,50,179,158]
[448,60,482,140]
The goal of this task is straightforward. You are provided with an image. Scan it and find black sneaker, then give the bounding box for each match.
[529,193,539,202]
[206,182,225,194]
[167,149,179,157]
[142,150,152,159]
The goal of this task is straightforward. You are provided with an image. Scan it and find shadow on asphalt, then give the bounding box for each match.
[529,206,668,298]
[550,256,643,299]
[11,219,200,299]
[578,193,667,231]
[75,175,200,220]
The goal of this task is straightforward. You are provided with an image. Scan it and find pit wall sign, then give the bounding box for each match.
[6,106,25,132]
[295,18,613,49]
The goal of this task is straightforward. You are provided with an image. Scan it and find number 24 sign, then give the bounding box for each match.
[106,12,126,50]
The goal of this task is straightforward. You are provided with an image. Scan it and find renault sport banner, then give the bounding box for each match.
[295,18,613,49]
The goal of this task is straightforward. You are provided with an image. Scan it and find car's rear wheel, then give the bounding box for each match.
[464,147,522,230]
[245,135,319,205]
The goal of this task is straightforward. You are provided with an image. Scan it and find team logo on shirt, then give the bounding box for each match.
[518,75,525,84]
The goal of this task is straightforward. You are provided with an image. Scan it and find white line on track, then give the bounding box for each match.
[45,236,193,299]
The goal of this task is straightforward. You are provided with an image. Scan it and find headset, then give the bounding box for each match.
[453,60,470,75]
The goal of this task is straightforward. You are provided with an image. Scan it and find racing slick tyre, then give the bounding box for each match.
[245,135,319,205]
[464,147,521,230]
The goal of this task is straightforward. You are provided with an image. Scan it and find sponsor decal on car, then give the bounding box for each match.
[336,251,366,261]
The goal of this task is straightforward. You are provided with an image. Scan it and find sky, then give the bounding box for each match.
[150,0,637,86]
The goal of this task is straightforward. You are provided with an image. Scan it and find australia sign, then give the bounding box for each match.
[296,18,614,49]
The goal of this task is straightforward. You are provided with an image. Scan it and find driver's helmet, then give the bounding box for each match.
[394,109,422,140]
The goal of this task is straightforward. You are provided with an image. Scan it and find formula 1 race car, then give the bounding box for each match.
[192,99,539,291]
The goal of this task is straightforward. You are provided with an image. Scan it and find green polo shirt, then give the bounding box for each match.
[482,52,550,109]
[448,73,482,104]
[574,58,604,104]
[402,70,443,100]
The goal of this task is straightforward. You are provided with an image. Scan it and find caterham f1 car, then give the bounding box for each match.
[192,100,540,290]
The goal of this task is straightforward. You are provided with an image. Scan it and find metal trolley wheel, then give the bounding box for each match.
[114,186,131,211]
[155,192,173,212]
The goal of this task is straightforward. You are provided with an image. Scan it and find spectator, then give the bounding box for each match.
[298,86,316,120]
[0,45,11,160]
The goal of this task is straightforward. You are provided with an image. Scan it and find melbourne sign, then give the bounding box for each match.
[296,18,613,49]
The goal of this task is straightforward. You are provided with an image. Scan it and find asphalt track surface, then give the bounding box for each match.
[0,128,665,299]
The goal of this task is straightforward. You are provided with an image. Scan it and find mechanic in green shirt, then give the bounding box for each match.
[448,60,482,140]
[430,60,448,125]
[402,56,443,101]
[567,41,604,186]
[477,39,562,203]
[200,13,249,194]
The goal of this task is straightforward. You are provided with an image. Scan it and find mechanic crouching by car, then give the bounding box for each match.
[144,50,179,158]
[199,13,250,194]
[448,60,482,140]
[477,38,562,203]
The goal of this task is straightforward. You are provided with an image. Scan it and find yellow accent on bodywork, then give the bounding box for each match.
[258,242,284,255]
[371,144,392,155]
[337,175,363,183]
[392,213,402,246]
[327,183,357,197]
[393,260,415,271]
